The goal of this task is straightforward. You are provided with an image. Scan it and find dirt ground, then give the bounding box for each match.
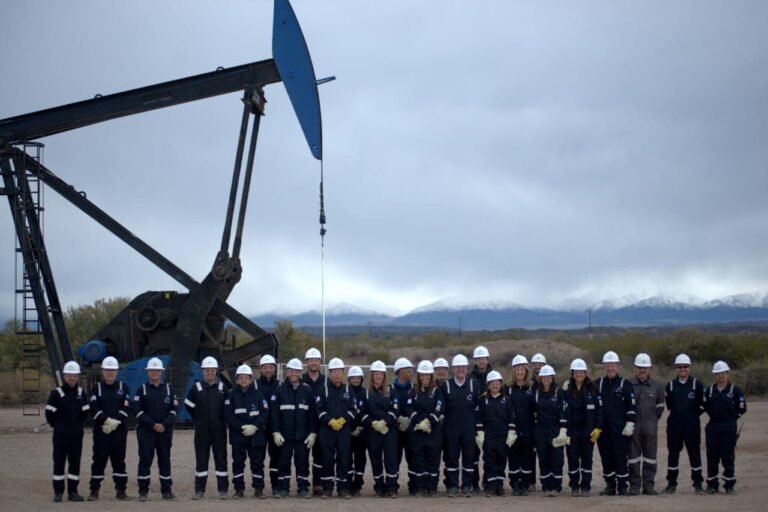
[1,402,765,511]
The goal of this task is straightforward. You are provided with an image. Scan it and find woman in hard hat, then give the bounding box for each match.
[702,360,747,494]
[563,358,602,497]
[362,360,400,497]
[392,357,416,495]
[477,371,516,496]
[506,355,536,496]
[224,364,270,499]
[270,358,318,498]
[534,365,569,496]
[405,360,445,496]
[46,361,89,502]
[347,366,367,496]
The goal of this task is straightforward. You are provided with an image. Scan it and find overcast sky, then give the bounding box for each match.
[1,1,767,319]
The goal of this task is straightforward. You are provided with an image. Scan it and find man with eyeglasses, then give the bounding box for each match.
[663,354,705,494]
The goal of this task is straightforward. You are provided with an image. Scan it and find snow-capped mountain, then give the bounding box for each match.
[250,293,768,330]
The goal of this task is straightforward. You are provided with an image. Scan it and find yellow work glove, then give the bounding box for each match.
[337,417,347,428]
[589,428,602,444]
[328,418,340,431]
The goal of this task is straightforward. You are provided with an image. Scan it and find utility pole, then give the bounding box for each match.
[588,308,593,340]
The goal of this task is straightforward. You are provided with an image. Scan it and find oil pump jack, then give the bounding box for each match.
[0,0,326,419]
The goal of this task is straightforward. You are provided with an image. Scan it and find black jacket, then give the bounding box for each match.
[596,375,636,428]
[317,381,357,429]
[271,379,318,441]
[441,377,479,431]
[665,377,705,425]
[225,384,270,446]
[133,382,177,430]
[185,380,228,432]
[89,380,131,431]
[703,383,747,425]
[563,379,603,435]
[404,386,444,431]
[46,384,90,434]
[362,386,399,428]
[477,393,516,439]
[534,385,568,435]
[506,383,536,436]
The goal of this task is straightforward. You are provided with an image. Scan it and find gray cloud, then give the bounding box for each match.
[2,1,767,319]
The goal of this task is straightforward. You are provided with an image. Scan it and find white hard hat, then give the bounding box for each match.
[452,354,469,367]
[417,360,434,374]
[531,353,547,364]
[394,357,414,373]
[101,356,119,370]
[511,355,529,367]
[286,358,303,371]
[570,358,588,371]
[348,366,364,378]
[259,354,277,366]
[305,347,322,360]
[145,357,164,371]
[433,358,449,369]
[201,356,219,369]
[712,360,730,374]
[486,370,503,383]
[634,353,652,368]
[370,360,387,373]
[63,361,81,374]
[539,365,556,377]
[327,357,345,370]
[602,351,620,364]
[674,354,692,366]
[236,364,253,376]
[473,345,490,358]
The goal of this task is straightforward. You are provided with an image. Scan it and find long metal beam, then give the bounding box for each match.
[15,149,270,340]
[0,59,280,145]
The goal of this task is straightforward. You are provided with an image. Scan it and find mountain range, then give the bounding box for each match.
[250,293,768,331]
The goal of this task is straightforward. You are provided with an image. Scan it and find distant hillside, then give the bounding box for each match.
[250,293,768,331]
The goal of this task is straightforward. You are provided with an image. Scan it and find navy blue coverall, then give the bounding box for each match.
[391,378,414,493]
[348,383,368,493]
[362,386,400,495]
[405,386,445,494]
[534,385,568,493]
[506,382,536,493]
[46,383,90,497]
[440,377,480,492]
[595,375,636,494]
[470,364,491,489]
[316,381,357,495]
[270,379,317,493]
[88,380,131,494]
[665,376,705,489]
[224,383,270,492]
[257,374,280,493]
[703,383,747,491]
[185,379,229,494]
[301,371,327,491]
[133,382,178,496]
[564,379,603,493]
[477,393,516,493]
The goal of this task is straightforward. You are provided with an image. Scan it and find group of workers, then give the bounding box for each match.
[44,344,747,502]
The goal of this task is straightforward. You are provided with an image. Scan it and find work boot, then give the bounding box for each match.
[627,488,640,496]
[68,493,84,502]
[461,486,472,498]
[191,491,204,500]
[725,488,735,495]
[617,488,628,496]
[496,486,505,497]
[600,487,616,496]
[116,489,129,500]
[87,489,99,501]
[519,486,529,496]
[694,485,705,495]
[232,490,244,499]
[663,485,677,495]
[643,488,659,496]
[218,491,228,499]
[53,494,63,503]
[447,487,458,497]
[581,488,591,497]
[706,486,718,495]
[313,485,323,496]
[571,488,580,497]
[138,493,148,502]
[253,488,264,499]
[298,489,310,499]
[322,489,332,499]
[161,492,176,501]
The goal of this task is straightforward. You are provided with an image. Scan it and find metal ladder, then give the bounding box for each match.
[14,142,45,416]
